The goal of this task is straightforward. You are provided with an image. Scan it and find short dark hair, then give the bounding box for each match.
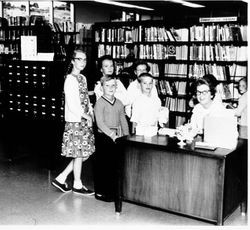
[196,74,217,98]
[97,55,114,71]
[137,72,154,83]
[133,60,150,72]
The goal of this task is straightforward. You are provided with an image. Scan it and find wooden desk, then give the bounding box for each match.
[115,135,247,225]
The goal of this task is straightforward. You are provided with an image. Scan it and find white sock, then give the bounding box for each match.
[56,173,67,184]
[73,180,83,189]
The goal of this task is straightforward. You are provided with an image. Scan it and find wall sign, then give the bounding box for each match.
[199,16,237,23]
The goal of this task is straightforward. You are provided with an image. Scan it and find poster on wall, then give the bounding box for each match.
[21,36,37,60]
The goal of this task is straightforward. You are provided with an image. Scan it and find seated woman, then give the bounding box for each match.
[190,76,225,135]
[130,72,168,136]
[189,75,239,149]
[234,77,247,139]
[188,74,223,109]
[94,55,129,107]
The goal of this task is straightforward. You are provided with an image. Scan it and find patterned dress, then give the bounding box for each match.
[61,74,95,158]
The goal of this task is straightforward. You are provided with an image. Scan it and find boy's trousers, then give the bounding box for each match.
[93,132,119,199]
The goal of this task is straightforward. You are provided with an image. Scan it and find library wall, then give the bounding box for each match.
[74,2,111,23]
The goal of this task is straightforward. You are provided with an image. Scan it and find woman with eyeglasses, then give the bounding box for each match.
[51,48,95,196]
[190,74,225,135]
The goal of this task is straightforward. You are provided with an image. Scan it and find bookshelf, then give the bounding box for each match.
[188,21,248,105]
[93,18,247,128]
[93,20,191,127]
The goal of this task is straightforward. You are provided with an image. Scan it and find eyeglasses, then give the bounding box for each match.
[196,90,210,96]
[74,57,86,62]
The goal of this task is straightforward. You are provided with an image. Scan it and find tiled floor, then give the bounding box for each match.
[0,156,248,226]
[0,119,248,227]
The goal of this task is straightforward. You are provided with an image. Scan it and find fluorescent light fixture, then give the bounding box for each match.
[93,0,154,11]
[168,0,205,8]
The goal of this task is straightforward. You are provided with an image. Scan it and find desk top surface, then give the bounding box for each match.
[119,135,246,159]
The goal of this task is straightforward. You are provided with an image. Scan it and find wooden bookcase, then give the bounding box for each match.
[92,18,247,128]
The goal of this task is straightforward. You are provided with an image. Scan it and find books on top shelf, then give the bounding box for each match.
[95,26,189,43]
[190,24,247,42]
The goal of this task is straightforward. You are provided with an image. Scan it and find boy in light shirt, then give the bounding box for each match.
[130,72,168,136]
[125,61,158,117]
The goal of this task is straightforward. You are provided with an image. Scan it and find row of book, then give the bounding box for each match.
[0,28,33,41]
[95,24,247,43]
[142,27,188,42]
[0,44,18,54]
[148,63,160,77]
[157,80,186,96]
[188,63,247,80]
[190,24,247,42]
[217,83,240,100]
[97,44,138,59]
[190,45,247,61]
[97,44,189,60]
[138,44,188,60]
[164,97,186,112]
[95,26,189,43]
[164,63,188,78]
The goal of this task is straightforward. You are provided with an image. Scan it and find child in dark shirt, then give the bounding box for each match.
[94,75,129,202]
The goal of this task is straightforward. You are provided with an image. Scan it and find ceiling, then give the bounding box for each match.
[119,1,247,15]
[69,0,247,23]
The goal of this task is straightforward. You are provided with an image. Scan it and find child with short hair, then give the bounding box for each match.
[130,72,168,136]
[94,55,129,106]
[125,60,158,117]
[94,75,129,202]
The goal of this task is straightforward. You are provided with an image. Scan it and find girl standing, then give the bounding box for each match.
[51,49,95,195]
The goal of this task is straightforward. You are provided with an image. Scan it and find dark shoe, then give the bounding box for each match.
[72,185,94,196]
[51,179,72,193]
[95,193,114,202]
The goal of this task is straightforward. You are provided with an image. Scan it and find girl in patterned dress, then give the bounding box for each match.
[51,48,95,195]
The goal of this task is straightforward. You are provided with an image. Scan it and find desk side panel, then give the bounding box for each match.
[122,145,222,221]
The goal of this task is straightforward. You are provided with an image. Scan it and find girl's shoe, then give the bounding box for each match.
[72,185,94,196]
[51,179,72,193]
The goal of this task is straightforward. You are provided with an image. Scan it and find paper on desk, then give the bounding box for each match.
[158,128,176,137]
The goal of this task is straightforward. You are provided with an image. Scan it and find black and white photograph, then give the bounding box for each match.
[0,0,248,228]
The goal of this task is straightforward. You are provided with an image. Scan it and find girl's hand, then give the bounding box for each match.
[84,114,93,127]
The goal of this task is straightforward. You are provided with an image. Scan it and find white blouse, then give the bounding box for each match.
[64,74,85,122]
[190,100,226,133]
